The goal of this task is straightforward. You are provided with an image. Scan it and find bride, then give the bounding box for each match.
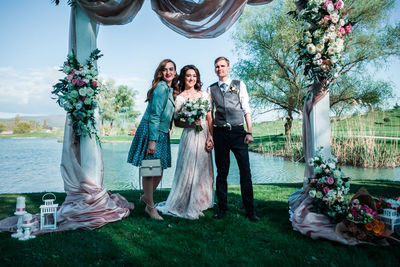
[157,65,214,219]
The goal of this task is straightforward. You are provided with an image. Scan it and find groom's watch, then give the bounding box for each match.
[246,132,253,136]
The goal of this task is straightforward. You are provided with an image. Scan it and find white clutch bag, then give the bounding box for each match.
[139,159,162,177]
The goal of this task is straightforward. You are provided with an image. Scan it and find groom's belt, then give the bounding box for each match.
[214,123,243,131]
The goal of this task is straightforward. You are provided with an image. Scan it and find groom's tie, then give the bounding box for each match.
[220,83,227,96]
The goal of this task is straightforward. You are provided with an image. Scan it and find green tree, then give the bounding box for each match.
[13,121,31,134]
[0,122,7,133]
[232,0,399,135]
[99,79,140,133]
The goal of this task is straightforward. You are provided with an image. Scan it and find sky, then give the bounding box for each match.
[0,0,399,121]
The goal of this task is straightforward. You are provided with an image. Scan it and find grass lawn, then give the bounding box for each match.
[1,181,399,266]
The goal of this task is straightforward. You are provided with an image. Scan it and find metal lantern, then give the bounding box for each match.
[40,193,58,230]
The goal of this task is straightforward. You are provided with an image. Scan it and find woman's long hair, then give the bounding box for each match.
[175,65,202,98]
[146,59,178,102]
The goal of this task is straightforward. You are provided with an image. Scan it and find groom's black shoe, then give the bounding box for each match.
[246,214,260,222]
[213,210,226,219]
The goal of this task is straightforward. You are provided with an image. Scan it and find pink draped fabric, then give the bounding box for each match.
[76,0,272,38]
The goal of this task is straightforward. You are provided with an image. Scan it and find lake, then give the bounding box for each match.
[0,138,399,193]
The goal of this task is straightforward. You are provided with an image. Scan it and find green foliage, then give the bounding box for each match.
[1,183,400,265]
[232,0,399,133]
[99,80,140,131]
[13,121,31,134]
[0,122,6,133]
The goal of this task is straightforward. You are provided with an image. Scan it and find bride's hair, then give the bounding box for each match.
[175,65,202,97]
[146,59,178,102]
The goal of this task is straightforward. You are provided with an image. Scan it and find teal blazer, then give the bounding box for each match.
[142,80,175,141]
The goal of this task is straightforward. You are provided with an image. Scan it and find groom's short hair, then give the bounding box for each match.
[214,56,230,66]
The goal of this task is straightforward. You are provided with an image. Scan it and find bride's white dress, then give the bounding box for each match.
[157,91,214,219]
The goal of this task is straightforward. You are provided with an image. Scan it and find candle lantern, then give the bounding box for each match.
[40,193,58,230]
[11,196,27,239]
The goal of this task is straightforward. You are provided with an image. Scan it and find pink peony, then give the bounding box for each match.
[72,79,77,85]
[334,1,343,10]
[324,1,333,10]
[339,27,346,35]
[345,24,352,33]
[323,186,330,194]
[327,176,334,185]
[67,74,74,80]
[76,79,85,87]
[92,80,98,87]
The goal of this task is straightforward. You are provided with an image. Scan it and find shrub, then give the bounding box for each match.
[13,121,31,134]
[383,117,390,122]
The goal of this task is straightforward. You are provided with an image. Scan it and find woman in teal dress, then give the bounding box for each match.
[127,59,178,220]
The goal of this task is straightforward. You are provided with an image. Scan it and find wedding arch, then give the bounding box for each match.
[0,0,332,234]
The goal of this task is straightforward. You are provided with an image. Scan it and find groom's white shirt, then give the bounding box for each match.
[208,78,252,115]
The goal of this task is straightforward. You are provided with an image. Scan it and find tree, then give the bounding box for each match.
[13,121,31,134]
[99,79,140,133]
[0,122,7,133]
[232,0,399,135]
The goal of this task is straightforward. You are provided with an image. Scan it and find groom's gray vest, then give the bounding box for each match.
[209,80,244,127]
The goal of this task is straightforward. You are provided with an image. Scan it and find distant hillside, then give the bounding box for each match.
[0,114,66,128]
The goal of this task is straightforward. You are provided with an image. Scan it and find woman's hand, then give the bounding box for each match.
[192,119,202,127]
[205,135,214,152]
[147,140,156,155]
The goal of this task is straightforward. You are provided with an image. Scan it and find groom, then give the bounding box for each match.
[208,56,259,222]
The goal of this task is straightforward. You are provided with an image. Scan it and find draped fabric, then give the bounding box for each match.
[76,0,272,38]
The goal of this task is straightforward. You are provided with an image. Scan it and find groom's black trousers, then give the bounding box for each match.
[213,126,255,215]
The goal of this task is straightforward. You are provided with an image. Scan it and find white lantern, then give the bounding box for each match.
[40,193,58,230]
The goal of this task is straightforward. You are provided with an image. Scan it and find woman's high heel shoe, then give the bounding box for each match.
[145,205,164,221]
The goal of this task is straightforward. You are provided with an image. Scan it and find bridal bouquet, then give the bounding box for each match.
[307,149,350,222]
[296,0,353,84]
[176,97,210,132]
[52,49,103,142]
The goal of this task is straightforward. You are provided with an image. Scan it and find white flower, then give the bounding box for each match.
[333,170,341,179]
[327,46,336,55]
[79,88,87,96]
[305,37,313,43]
[87,88,94,96]
[314,53,322,60]
[316,43,324,52]
[309,190,317,198]
[328,162,335,169]
[316,191,323,199]
[339,19,345,26]
[306,44,317,54]
[329,25,336,32]
[317,59,323,65]
[327,3,334,12]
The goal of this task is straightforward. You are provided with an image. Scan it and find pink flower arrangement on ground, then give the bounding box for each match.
[52,49,103,141]
[347,199,378,224]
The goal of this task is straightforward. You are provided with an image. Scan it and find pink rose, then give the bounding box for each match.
[323,186,330,194]
[330,25,336,32]
[92,80,98,87]
[339,27,346,35]
[324,1,333,10]
[67,74,74,80]
[332,17,338,23]
[334,1,343,10]
[72,79,77,85]
[327,176,334,185]
[76,79,85,87]
[345,24,352,33]
[324,15,331,20]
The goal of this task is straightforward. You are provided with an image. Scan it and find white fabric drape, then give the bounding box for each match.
[76,0,272,38]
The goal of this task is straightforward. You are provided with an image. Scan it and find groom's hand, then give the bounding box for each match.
[244,134,253,144]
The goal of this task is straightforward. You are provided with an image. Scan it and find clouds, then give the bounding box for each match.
[0,66,150,118]
[0,66,64,115]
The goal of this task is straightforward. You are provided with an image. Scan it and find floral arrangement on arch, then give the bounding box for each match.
[307,149,350,222]
[175,97,210,132]
[296,0,353,84]
[52,49,103,142]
